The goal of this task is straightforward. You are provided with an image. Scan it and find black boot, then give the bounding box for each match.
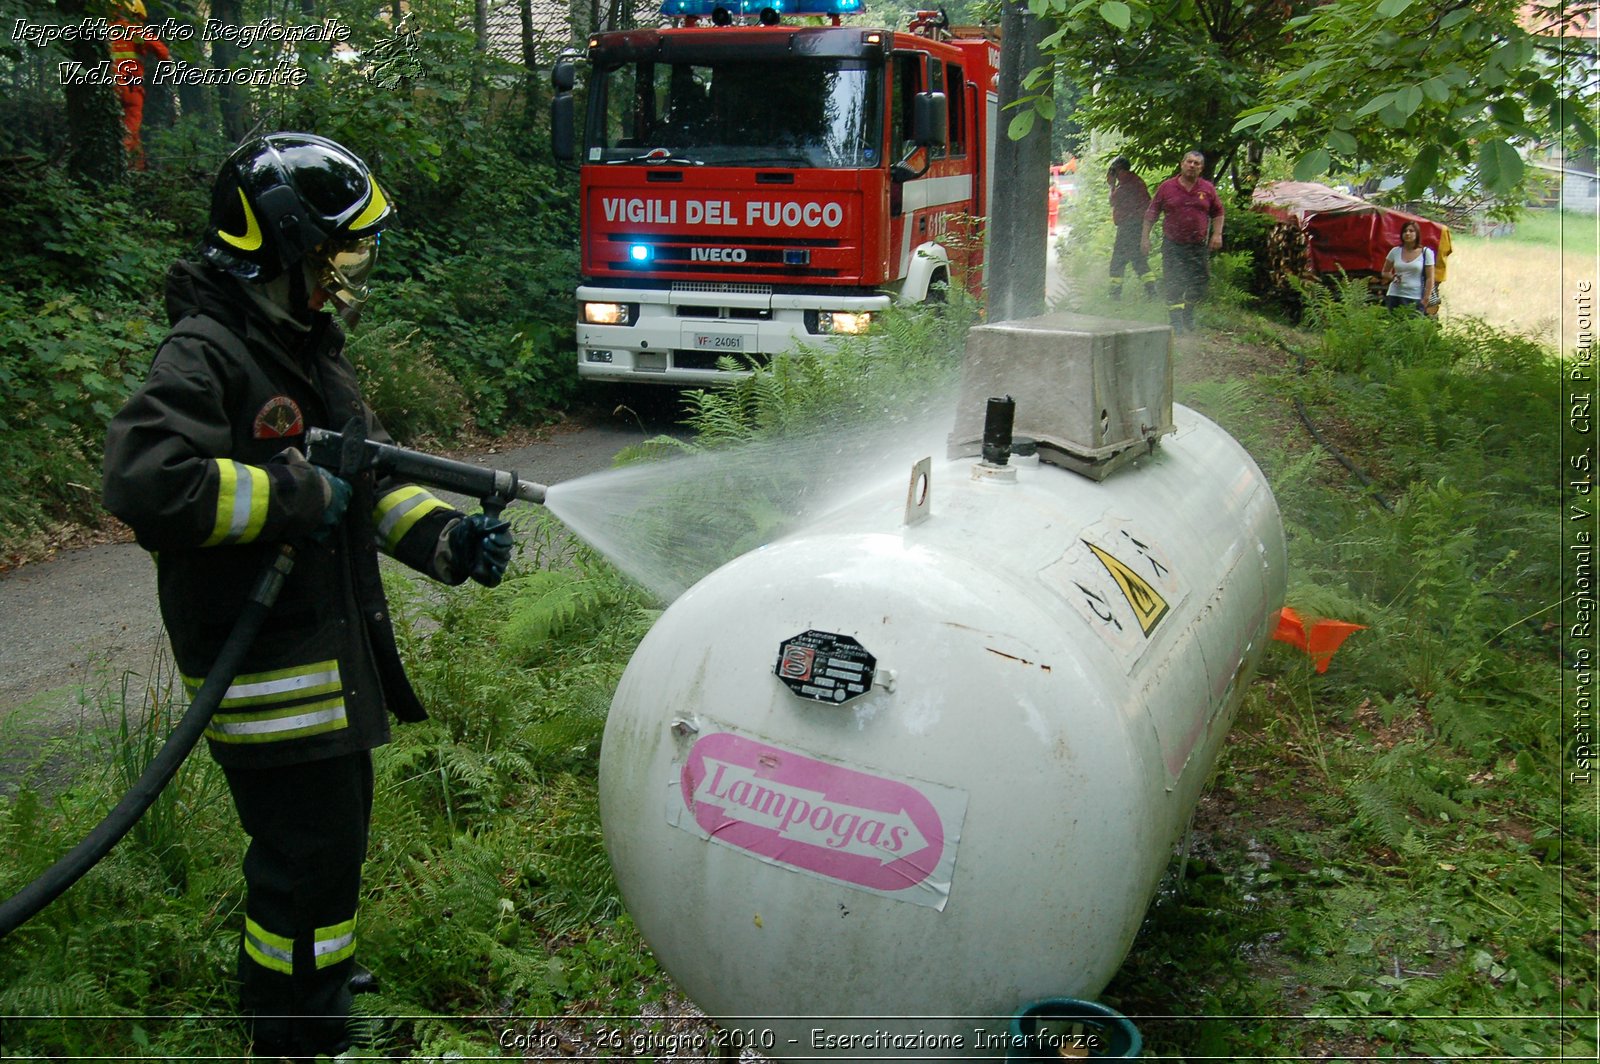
[348,963,379,996]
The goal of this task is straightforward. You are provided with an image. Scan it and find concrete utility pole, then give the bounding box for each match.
[987,0,1053,323]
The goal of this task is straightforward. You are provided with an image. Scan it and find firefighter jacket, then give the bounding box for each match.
[104,260,463,770]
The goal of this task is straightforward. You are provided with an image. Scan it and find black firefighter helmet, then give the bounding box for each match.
[201,132,393,314]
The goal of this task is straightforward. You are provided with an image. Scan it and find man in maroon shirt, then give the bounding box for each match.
[1107,156,1155,300]
[1140,150,1225,334]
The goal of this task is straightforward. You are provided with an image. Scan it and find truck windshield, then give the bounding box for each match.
[588,57,883,169]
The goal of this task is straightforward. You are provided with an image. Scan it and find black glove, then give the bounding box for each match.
[277,447,352,543]
[446,513,514,587]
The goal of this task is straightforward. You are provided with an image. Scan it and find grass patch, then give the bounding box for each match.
[1440,208,1598,356]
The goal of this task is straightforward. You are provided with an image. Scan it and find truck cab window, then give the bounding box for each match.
[590,57,884,168]
[889,52,923,163]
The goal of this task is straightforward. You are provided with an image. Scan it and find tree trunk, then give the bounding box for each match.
[471,0,489,99]
[210,0,249,142]
[140,0,176,139]
[987,0,1052,323]
[520,0,542,120]
[55,0,124,183]
[156,0,214,133]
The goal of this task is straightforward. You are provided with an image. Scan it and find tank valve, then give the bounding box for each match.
[981,395,1015,466]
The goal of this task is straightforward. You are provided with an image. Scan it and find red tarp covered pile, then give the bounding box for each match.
[1251,181,1452,282]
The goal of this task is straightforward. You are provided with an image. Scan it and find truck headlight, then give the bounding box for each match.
[808,311,873,335]
[582,302,634,326]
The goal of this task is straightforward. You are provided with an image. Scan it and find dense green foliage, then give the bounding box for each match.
[1021,0,1306,186]
[1023,0,1596,199]
[0,164,177,551]
[1238,0,1597,198]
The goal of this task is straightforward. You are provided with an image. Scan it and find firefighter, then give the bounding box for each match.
[1140,149,1225,334]
[1105,156,1156,301]
[102,133,514,1058]
[110,0,169,169]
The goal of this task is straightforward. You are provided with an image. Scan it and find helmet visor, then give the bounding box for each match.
[317,234,380,305]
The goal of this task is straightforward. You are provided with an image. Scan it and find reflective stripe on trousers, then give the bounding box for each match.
[243,914,358,974]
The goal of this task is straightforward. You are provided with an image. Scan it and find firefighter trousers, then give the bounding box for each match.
[223,750,373,1058]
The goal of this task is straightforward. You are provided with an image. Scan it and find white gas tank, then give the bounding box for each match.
[599,402,1285,1059]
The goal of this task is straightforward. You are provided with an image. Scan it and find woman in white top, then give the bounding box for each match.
[1380,220,1435,314]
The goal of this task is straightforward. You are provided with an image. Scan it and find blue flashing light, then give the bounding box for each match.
[661,0,856,15]
[629,244,652,263]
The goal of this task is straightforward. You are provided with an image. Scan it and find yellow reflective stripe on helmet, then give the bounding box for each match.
[374,486,449,552]
[244,916,294,975]
[348,177,388,232]
[217,188,264,252]
[202,460,270,546]
[202,697,348,744]
[313,917,358,969]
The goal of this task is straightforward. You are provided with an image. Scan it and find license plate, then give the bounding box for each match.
[692,332,746,352]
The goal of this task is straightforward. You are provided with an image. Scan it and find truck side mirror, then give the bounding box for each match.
[892,91,947,182]
[552,93,575,163]
[551,59,577,164]
[912,91,947,150]
[552,59,576,93]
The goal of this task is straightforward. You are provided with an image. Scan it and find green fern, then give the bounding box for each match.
[1349,778,1422,852]
[502,570,618,650]
[0,970,115,1016]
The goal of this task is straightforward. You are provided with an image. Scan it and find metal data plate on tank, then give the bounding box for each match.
[669,726,969,910]
[774,630,875,704]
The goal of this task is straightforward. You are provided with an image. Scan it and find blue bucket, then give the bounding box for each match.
[1005,998,1142,1059]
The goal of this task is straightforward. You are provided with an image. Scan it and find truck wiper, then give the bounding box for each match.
[607,148,703,165]
[716,154,813,167]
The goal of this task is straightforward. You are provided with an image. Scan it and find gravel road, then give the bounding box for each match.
[0,400,681,768]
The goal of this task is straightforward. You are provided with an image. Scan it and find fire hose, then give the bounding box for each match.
[0,430,547,939]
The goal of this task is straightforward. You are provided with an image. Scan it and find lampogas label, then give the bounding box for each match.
[669,730,968,910]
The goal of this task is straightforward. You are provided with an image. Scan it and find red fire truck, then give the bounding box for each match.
[552,3,1000,385]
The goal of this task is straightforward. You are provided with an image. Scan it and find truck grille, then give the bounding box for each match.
[672,281,773,296]
[604,237,845,278]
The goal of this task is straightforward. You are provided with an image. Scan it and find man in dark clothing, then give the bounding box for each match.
[1140,150,1226,333]
[103,133,513,1059]
[1106,157,1155,300]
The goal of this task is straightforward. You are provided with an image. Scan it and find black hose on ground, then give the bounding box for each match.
[0,544,298,940]
[1277,337,1396,513]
